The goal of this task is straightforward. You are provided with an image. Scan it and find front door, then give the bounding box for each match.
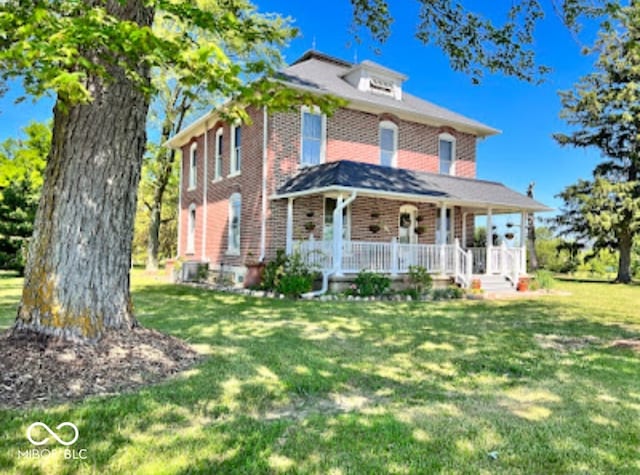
[398,205,418,244]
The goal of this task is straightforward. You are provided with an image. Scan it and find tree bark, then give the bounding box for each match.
[616,231,633,284]
[15,1,154,341]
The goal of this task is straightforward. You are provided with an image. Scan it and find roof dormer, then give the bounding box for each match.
[343,60,407,101]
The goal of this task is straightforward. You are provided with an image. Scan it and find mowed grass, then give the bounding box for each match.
[1,271,640,474]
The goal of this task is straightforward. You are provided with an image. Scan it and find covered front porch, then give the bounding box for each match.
[275,160,551,288]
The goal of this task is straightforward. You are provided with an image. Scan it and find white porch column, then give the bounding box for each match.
[486,208,493,274]
[390,237,398,277]
[439,202,447,274]
[520,211,528,274]
[333,194,344,276]
[285,197,294,255]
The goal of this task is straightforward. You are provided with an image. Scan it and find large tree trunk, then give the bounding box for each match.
[15,1,154,341]
[617,231,633,284]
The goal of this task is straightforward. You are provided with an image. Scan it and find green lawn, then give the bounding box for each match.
[1,272,640,474]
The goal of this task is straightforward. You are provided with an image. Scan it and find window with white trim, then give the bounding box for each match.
[323,197,350,241]
[187,204,196,254]
[230,125,241,175]
[379,121,398,167]
[439,133,456,175]
[301,107,326,166]
[214,127,223,179]
[188,143,197,189]
[228,193,241,254]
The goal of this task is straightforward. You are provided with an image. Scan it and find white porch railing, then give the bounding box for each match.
[293,237,474,288]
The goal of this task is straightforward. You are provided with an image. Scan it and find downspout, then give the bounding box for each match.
[259,106,268,262]
[201,121,209,262]
[303,191,357,298]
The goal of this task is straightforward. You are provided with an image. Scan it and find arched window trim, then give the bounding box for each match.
[438,132,456,175]
[186,203,197,254]
[188,142,198,189]
[379,120,398,168]
[227,192,241,255]
[300,105,327,167]
[214,127,223,180]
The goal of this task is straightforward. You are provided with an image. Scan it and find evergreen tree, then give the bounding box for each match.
[554,4,640,283]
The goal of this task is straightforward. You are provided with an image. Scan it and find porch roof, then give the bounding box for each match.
[275,160,552,213]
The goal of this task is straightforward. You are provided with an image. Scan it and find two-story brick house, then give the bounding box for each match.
[166,51,550,289]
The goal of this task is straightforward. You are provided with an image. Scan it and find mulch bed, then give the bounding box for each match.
[0,327,201,409]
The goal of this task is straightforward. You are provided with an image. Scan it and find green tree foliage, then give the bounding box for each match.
[553,4,640,283]
[349,0,616,83]
[0,122,50,273]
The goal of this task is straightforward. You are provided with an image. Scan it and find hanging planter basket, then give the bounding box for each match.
[306,210,315,218]
[414,226,426,235]
[370,211,380,219]
[504,232,515,240]
[304,221,316,231]
[369,224,381,234]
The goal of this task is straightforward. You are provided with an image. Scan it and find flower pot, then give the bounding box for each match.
[244,262,265,288]
[369,224,381,233]
[414,226,426,235]
[304,221,316,231]
[517,277,529,292]
[471,279,482,290]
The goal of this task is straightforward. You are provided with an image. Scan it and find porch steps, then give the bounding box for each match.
[474,274,515,293]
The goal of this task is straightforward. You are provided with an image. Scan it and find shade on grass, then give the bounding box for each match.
[0,271,639,474]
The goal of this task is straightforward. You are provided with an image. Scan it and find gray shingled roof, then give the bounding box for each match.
[276,160,551,212]
[278,51,499,137]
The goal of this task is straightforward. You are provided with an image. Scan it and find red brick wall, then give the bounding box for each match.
[179,106,264,266]
[179,104,479,268]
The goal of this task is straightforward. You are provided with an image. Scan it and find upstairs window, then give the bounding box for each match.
[214,128,223,179]
[379,121,398,167]
[228,193,241,254]
[439,133,456,175]
[230,125,241,175]
[301,107,326,166]
[188,143,197,189]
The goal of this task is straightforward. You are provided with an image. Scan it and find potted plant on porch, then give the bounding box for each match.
[244,252,265,288]
[517,276,529,292]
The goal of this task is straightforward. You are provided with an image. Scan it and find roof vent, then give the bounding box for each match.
[369,77,394,97]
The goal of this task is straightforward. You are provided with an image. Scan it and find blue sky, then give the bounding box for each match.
[0,1,602,220]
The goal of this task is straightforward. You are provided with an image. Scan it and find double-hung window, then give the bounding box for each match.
[230,125,241,175]
[379,121,398,167]
[301,107,325,166]
[187,204,196,254]
[439,133,455,175]
[214,128,223,179]
[188,143,197,189]
[228,193,241,254]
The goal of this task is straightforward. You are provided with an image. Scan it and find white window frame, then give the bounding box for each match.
[398,204,418,244]
[300,106,327,167]
[188,142,197,190]
[186,203,196,254]
[227,193,241,255]
[379,120,398,167]
[322,196,351,241]
[229,124,241,176]
[438,133,456,176]
[214,127,223,180]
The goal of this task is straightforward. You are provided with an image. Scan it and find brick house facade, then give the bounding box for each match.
[169,51,549,286]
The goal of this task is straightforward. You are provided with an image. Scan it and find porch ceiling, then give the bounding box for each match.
[274,160,552,213]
